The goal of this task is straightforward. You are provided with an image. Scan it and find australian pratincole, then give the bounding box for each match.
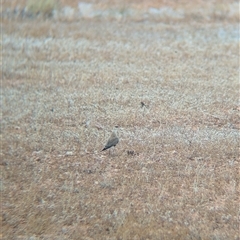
[102,131,119,151]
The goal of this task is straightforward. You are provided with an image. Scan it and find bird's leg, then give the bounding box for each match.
[111,147,115,157]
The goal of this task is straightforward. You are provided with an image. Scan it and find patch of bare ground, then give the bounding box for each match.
[2,1,239,240]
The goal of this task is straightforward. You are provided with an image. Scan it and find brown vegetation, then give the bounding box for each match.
[2,0,239,239]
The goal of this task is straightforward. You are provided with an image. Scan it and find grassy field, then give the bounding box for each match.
[1,1,239,239]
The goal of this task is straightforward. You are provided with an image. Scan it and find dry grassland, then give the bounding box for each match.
[1,1,239,239]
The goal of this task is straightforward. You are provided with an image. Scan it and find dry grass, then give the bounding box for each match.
[1,1,239,239]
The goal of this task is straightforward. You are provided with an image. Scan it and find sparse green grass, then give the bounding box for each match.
[26,0,58,17]
[2,2,239,240]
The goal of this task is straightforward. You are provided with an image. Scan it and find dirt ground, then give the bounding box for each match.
[1,0,239,239]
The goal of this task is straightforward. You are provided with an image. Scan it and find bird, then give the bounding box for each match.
[102,131,119,151]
